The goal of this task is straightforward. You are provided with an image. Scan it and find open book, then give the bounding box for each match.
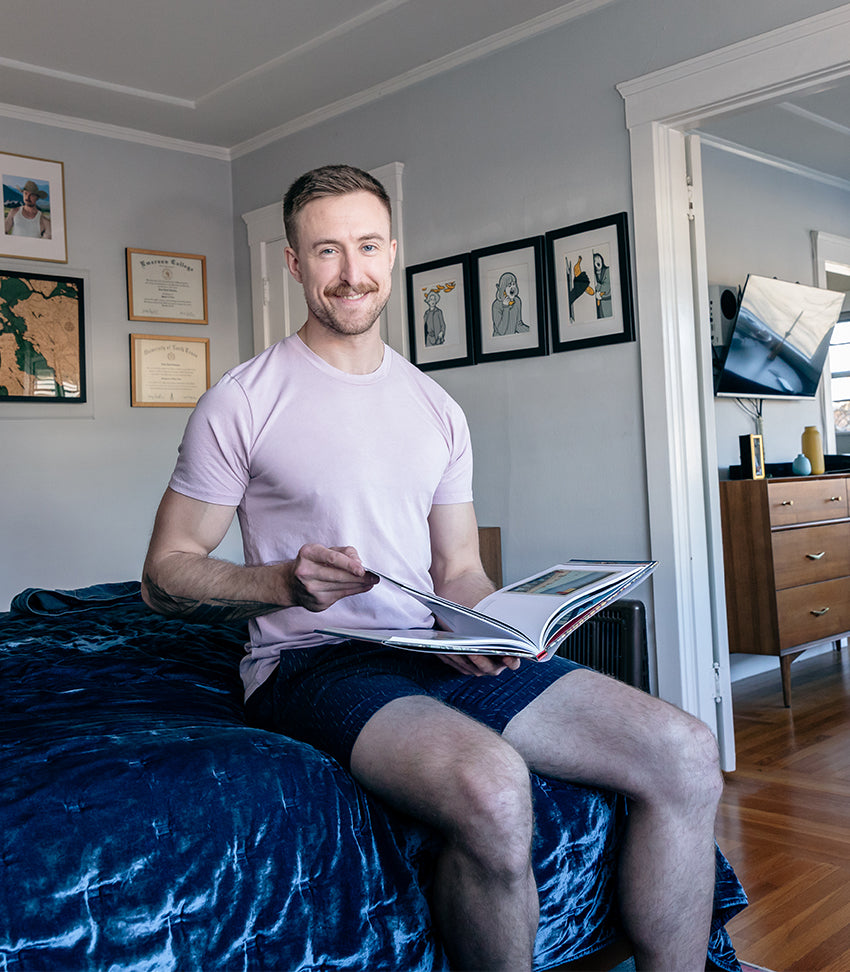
[316,560,656,661]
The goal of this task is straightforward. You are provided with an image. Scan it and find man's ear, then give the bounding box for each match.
[389,238,398,272]
[284,245,302,283]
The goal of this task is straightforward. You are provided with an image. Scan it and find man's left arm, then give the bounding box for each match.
[428,501,520,676]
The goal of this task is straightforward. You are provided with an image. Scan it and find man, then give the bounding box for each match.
[4,180,51,238]
[142,164,722,972]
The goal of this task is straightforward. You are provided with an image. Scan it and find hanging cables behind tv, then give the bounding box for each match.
[735,397,764,436]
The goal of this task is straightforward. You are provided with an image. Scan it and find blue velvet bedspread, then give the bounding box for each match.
[0,583,746,971]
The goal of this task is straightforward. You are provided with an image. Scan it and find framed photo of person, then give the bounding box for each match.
[545,212,634,353]
[405,254,474,371]
[1,153,67,263]
[470,236,547,364]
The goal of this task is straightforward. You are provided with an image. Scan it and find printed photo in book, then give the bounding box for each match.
[317,560,656,661]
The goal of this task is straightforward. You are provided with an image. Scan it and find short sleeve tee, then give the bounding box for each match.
[168,334,473,696]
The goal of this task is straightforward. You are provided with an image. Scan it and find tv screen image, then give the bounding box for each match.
[714,274,845,399]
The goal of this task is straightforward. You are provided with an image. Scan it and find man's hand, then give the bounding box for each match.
[286,543,379,612]
[436,652,521,677]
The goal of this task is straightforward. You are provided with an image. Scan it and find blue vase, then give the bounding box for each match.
[792,453,812,476]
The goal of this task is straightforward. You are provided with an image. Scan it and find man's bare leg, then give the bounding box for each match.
[351,695,539,972]
[503,668,722,972]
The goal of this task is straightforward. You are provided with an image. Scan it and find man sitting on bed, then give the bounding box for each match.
[142,163,722,972]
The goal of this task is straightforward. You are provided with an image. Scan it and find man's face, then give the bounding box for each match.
[285,190,396,337]
[23,191,39,208]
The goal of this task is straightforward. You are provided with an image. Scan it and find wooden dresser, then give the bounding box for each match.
[719,474,850,706]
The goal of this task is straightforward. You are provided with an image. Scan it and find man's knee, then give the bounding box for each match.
[447,742,534,879]
[647,708,722,811]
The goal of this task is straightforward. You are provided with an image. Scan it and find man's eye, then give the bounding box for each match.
[362,244,378,253]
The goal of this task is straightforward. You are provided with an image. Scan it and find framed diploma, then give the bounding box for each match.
[130,333,210,407]
[126,248,208,324]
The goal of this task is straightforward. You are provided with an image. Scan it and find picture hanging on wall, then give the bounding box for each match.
[130,333,210,407]
[0,267,85,402]
[470,236,547,363]
[545,212,634,352]
[405,253,474,370]
[126,248,208,324]
[1,152,67,264]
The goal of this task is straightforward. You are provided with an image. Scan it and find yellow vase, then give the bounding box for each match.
[801,425,825,475]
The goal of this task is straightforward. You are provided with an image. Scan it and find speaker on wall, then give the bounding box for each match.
[708,283,740,347]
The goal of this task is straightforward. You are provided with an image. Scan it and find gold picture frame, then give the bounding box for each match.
[1,152,67,263]
[130,333,210,407]
[126,248,208,324]
[739,433,765,479]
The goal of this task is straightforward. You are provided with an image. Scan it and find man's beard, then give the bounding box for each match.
[306,283,390,336]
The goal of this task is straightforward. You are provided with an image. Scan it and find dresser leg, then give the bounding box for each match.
[780,651,804,707]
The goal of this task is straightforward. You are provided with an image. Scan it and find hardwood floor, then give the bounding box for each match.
[716,646,850,972]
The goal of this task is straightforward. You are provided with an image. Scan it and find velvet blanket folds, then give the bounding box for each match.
[0,583,746,971]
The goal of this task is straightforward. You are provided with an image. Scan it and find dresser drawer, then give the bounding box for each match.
[768,479,849,526]
[772,522,850,590]
[777,576,850,650]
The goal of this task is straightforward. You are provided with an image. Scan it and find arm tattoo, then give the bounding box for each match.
[142,574,282,623]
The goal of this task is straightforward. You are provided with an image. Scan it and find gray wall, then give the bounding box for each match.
[701,143,850,681]
[3,0,846,610]
[231,0,848,585]
[1,120,242,609]
[703,144,850,473]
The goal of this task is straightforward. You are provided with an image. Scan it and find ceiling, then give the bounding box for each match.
[1,0,849,178]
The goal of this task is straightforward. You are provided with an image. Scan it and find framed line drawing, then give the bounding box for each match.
[130,333,210,407]
[470,236,547,363]
[1,153,67,263]
[545,212,634,353]
[405,254,474,370]
[126,248,208,324]
[0,267,85,402]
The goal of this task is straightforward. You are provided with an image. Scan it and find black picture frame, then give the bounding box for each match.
[470,236,547,364]
[405,253,474,371]
[0,266,86,402]
[545,212,634,353]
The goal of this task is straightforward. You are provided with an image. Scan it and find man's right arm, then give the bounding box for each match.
[141,487,377,623]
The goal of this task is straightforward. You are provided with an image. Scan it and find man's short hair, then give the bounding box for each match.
[283,164,392,251]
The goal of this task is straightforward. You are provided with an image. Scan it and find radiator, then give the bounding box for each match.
[556,599,649,691]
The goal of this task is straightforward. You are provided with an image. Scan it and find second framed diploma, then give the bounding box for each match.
[130,334,210,407]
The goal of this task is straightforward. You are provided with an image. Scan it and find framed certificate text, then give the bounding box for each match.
[126,248,208,324]
[130,333,210,407]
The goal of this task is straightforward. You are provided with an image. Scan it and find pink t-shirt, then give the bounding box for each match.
[168,334,473,696]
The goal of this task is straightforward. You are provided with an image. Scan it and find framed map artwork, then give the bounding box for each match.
[0,268,86,402]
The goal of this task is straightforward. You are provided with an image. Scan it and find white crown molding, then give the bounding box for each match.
[697,131,850,195]
[230,0,619,159]
[0,100,231,161]
[0,55,195,108]
[779,100,850,138]
[617,3,850,130]
[198,0,411,104]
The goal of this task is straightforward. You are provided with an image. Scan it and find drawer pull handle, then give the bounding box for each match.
[829,496,842,502]
[811,607,830,616]
[781,500,794,506]
[806,551,827,560]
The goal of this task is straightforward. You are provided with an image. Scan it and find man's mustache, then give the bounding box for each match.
[324,283,379,298]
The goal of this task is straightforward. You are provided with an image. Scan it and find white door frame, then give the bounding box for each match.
[617,4,850,769]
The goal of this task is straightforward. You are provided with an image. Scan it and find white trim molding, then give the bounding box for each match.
[618,3,850,768]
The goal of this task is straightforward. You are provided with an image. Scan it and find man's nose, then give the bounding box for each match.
[338,250,368,286]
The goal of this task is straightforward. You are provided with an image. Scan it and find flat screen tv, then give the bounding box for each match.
[714,274,844,399]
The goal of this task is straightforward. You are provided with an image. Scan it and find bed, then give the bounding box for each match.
[0,582,746,970]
